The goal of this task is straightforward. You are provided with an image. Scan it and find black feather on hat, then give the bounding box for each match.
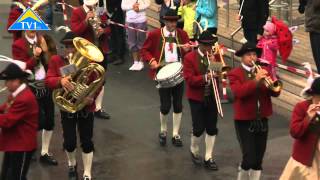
[235,42,262,57]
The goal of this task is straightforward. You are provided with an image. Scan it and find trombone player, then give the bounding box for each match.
[45,32,98,180]
[183,30,220,170]
[227,42,281,180]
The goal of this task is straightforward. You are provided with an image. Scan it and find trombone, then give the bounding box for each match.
[212,42,231,78]
[207,52,224,118]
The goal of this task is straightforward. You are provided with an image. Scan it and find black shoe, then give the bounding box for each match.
[39,154,58,166]
[112,58,124,65]
[190,151,202,165]
[159,132,167,146]
[94,110,110,119]
[68,165,78,180]
[204,158,218,170]
[172,135,183,147]
[83,176,91,180]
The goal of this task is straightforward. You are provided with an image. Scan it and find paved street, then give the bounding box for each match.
[0,3,294,180]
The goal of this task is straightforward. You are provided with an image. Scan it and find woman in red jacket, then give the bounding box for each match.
[280,77,320,180]
[0,62,39,180]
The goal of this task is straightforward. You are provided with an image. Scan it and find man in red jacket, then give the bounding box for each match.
[12,30,58,166]
[0,62,38,180]
[183,30,220,170]
[228,42,281,180]
[71,0,111,120]
[46,32,98,180]
[140,9,190,147]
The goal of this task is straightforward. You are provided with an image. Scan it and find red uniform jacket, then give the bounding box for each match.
[140,28,190,78]
[228,67,280,120]
[71,7,111,54]
[12,37,38,70]
[0,87,38,151]
[290,100,320,167]
[45,55,97,112]
[183,50,208,101]
[7,6,23,41]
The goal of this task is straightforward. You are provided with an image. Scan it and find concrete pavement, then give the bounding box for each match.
[0,3,294,180]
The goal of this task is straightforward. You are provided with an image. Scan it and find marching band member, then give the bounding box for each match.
[7,0,30,41]
[155,0,183,28]
[280,77,320,180]
[183,30,219,170]
[0,62,38,180]
[71,0,111,120]
[12,30,58,166]
[227,42,280,180]
[45,32,97,180]
[141,9,190,147]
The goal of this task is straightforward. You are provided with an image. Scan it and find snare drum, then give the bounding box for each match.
[155,62,184,88]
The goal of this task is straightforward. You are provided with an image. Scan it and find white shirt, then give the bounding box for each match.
[25,34,37,45]
[241,63,254,72]
[12,83,27,98]
[121,0,150,23]
[163,27,178,63]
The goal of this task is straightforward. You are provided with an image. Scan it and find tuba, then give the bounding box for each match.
[53,37,105,113]
[251,61,283,93]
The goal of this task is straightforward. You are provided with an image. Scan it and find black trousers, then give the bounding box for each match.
[61,110,94,153]
[243,27,259,44]
[31,87,55,131]
[310,32,320,73]
[189,96,218,137]
[1,151,34,180]
[109,11,126,59]
[234,119,268,170]
[158,82,184,115]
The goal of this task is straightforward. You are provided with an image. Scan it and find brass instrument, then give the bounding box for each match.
[212,42,231,78]
[88,6,102,37]
[53,37,105,113]
[251,61,283,93]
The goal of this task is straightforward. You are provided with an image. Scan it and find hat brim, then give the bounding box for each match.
[300,87,313,99]
[163,16,180,21]
[60,39,74,45]
[235,47,262,57]
[198,40,215,46]
[0,72,29,80]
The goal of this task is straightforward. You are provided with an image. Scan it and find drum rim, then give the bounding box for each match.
[156,62,183,80]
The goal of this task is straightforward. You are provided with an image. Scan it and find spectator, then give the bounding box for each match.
[195,0,218,35]
[121,0,150,71]
[178,0,196,40]
[299,0,320,73]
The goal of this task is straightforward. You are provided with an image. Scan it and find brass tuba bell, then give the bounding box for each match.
[53,37,105,113]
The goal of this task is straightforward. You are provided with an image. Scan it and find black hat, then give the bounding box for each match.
[0,63,29,80]
[163,9,180,21]
[198,30,218,45]
[301,77,320,98]
[235,42,262,57]
[60,31,76,45]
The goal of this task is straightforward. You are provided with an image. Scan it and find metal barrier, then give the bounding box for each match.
[230,26,242,67]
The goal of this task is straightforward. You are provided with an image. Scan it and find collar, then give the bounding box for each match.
[163,26,176,37]
[241,63,253,72]
[25,34,37,45]
[12,83,27,98]
[197,48,205,58]
[83,4,91,13]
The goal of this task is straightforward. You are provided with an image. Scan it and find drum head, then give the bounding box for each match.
[156,62,182,80]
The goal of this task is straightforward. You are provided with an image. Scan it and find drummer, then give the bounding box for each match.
[140,9,191,147]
